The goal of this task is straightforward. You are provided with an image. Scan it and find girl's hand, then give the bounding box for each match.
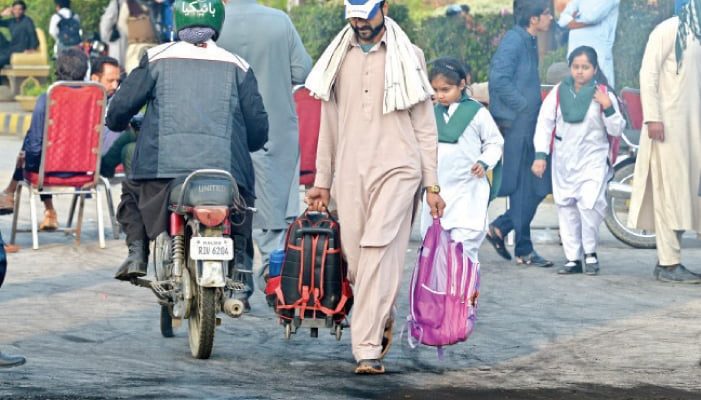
[593,86,613,109]
[531,160,547,178]
[470,162,486,178]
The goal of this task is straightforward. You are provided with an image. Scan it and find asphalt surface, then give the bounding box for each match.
[1,134,701,400]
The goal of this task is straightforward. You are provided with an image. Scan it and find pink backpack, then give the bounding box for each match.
[405,219,480,356]
[550,84,621,165]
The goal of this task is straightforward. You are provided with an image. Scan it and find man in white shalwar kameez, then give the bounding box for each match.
[628,0,701,283]
[305,0,445,374]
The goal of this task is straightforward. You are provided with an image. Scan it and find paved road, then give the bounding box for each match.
[1,134,701,399]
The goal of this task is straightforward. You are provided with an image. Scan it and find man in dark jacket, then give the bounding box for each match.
[107,0,268,280]
[0,0,39,69]
[485,0,553,267]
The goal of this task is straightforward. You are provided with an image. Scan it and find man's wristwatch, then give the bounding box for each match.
[426,185,441,194]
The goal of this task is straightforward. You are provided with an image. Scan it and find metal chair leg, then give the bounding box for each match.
[99,176,119,240]
[66,192,79,228]
[29,190,38,250]
[75,194,85,246]
[9,183,23,245]
[95,189,106,249]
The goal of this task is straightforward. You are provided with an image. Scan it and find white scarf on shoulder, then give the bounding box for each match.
[304,17,433,114]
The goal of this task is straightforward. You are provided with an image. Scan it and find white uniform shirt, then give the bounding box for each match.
[421,105,503,234]
[534,84,626,210]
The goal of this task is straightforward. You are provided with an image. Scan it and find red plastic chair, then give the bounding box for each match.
[620,87,643,130]
[294,86,321,187]
[541,84,555,101]
[10,82,108,249]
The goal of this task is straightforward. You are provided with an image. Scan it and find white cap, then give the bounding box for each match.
[344,0,383,20]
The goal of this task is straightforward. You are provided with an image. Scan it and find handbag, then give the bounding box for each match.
[127,8,157,44]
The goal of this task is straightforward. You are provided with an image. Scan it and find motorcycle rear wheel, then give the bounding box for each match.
[154,233,177,338]
[604,161,656,249]
[188,284,217,359]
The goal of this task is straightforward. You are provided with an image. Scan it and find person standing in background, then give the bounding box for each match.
[485,0,554,267]
[217,0,312,309]
[99,0,128,65]
[558,0,620,87]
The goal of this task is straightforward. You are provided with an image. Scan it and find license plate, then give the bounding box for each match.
[190,237,234,261]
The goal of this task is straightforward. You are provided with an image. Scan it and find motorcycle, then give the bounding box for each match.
[603,88,656,249]
[132,169,253,359]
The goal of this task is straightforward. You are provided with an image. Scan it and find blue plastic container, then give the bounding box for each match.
[268,249,285,278]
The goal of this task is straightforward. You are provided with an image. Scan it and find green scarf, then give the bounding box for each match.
[434,94,482,143]
[676,0,701,71]
[558,77,596,124]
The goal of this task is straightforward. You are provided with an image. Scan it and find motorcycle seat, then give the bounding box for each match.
[169,177,235,207]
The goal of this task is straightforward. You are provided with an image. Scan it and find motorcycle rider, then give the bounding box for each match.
[107,0,268,281]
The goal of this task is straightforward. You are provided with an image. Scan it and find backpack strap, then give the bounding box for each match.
[597,84,621,165]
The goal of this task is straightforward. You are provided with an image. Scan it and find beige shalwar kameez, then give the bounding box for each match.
[629,17,701,265]
[314,35,438,362]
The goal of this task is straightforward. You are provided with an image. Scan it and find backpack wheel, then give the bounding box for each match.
[310,327,318,338]
[284,323,292,340]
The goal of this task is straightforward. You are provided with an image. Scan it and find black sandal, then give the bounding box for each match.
[485,225,512,260]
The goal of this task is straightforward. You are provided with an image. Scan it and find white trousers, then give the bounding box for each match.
[450,228,486,263]
[556,187,607,261]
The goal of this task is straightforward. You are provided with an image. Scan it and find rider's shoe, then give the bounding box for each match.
[114,240,149,281]
[0,351,26,368]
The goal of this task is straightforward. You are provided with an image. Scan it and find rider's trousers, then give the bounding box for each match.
[117,179,171,243]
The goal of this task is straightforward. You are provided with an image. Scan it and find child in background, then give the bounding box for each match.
[421,57,503,262]
[531,45,625,275]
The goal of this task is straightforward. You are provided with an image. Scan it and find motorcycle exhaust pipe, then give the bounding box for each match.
[608,182,632,200]
[223,299,245,318]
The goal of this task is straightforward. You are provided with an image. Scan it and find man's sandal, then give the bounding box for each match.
[485,225,512,260]
[355,359,385,375]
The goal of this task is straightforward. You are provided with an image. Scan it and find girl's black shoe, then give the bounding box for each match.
[584,253,600,275]
[558,260,582,274]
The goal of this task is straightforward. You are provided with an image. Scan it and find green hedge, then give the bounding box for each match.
[13,0,678,91]
[613,0,674,89]
[291,1,675,90]
[417,13,512,82]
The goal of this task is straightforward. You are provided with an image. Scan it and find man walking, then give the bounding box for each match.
[217,0,312,306]
[485,0,553,267]
[558,0,620,87]
[305,0,445,374]
[629,0,701,283]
